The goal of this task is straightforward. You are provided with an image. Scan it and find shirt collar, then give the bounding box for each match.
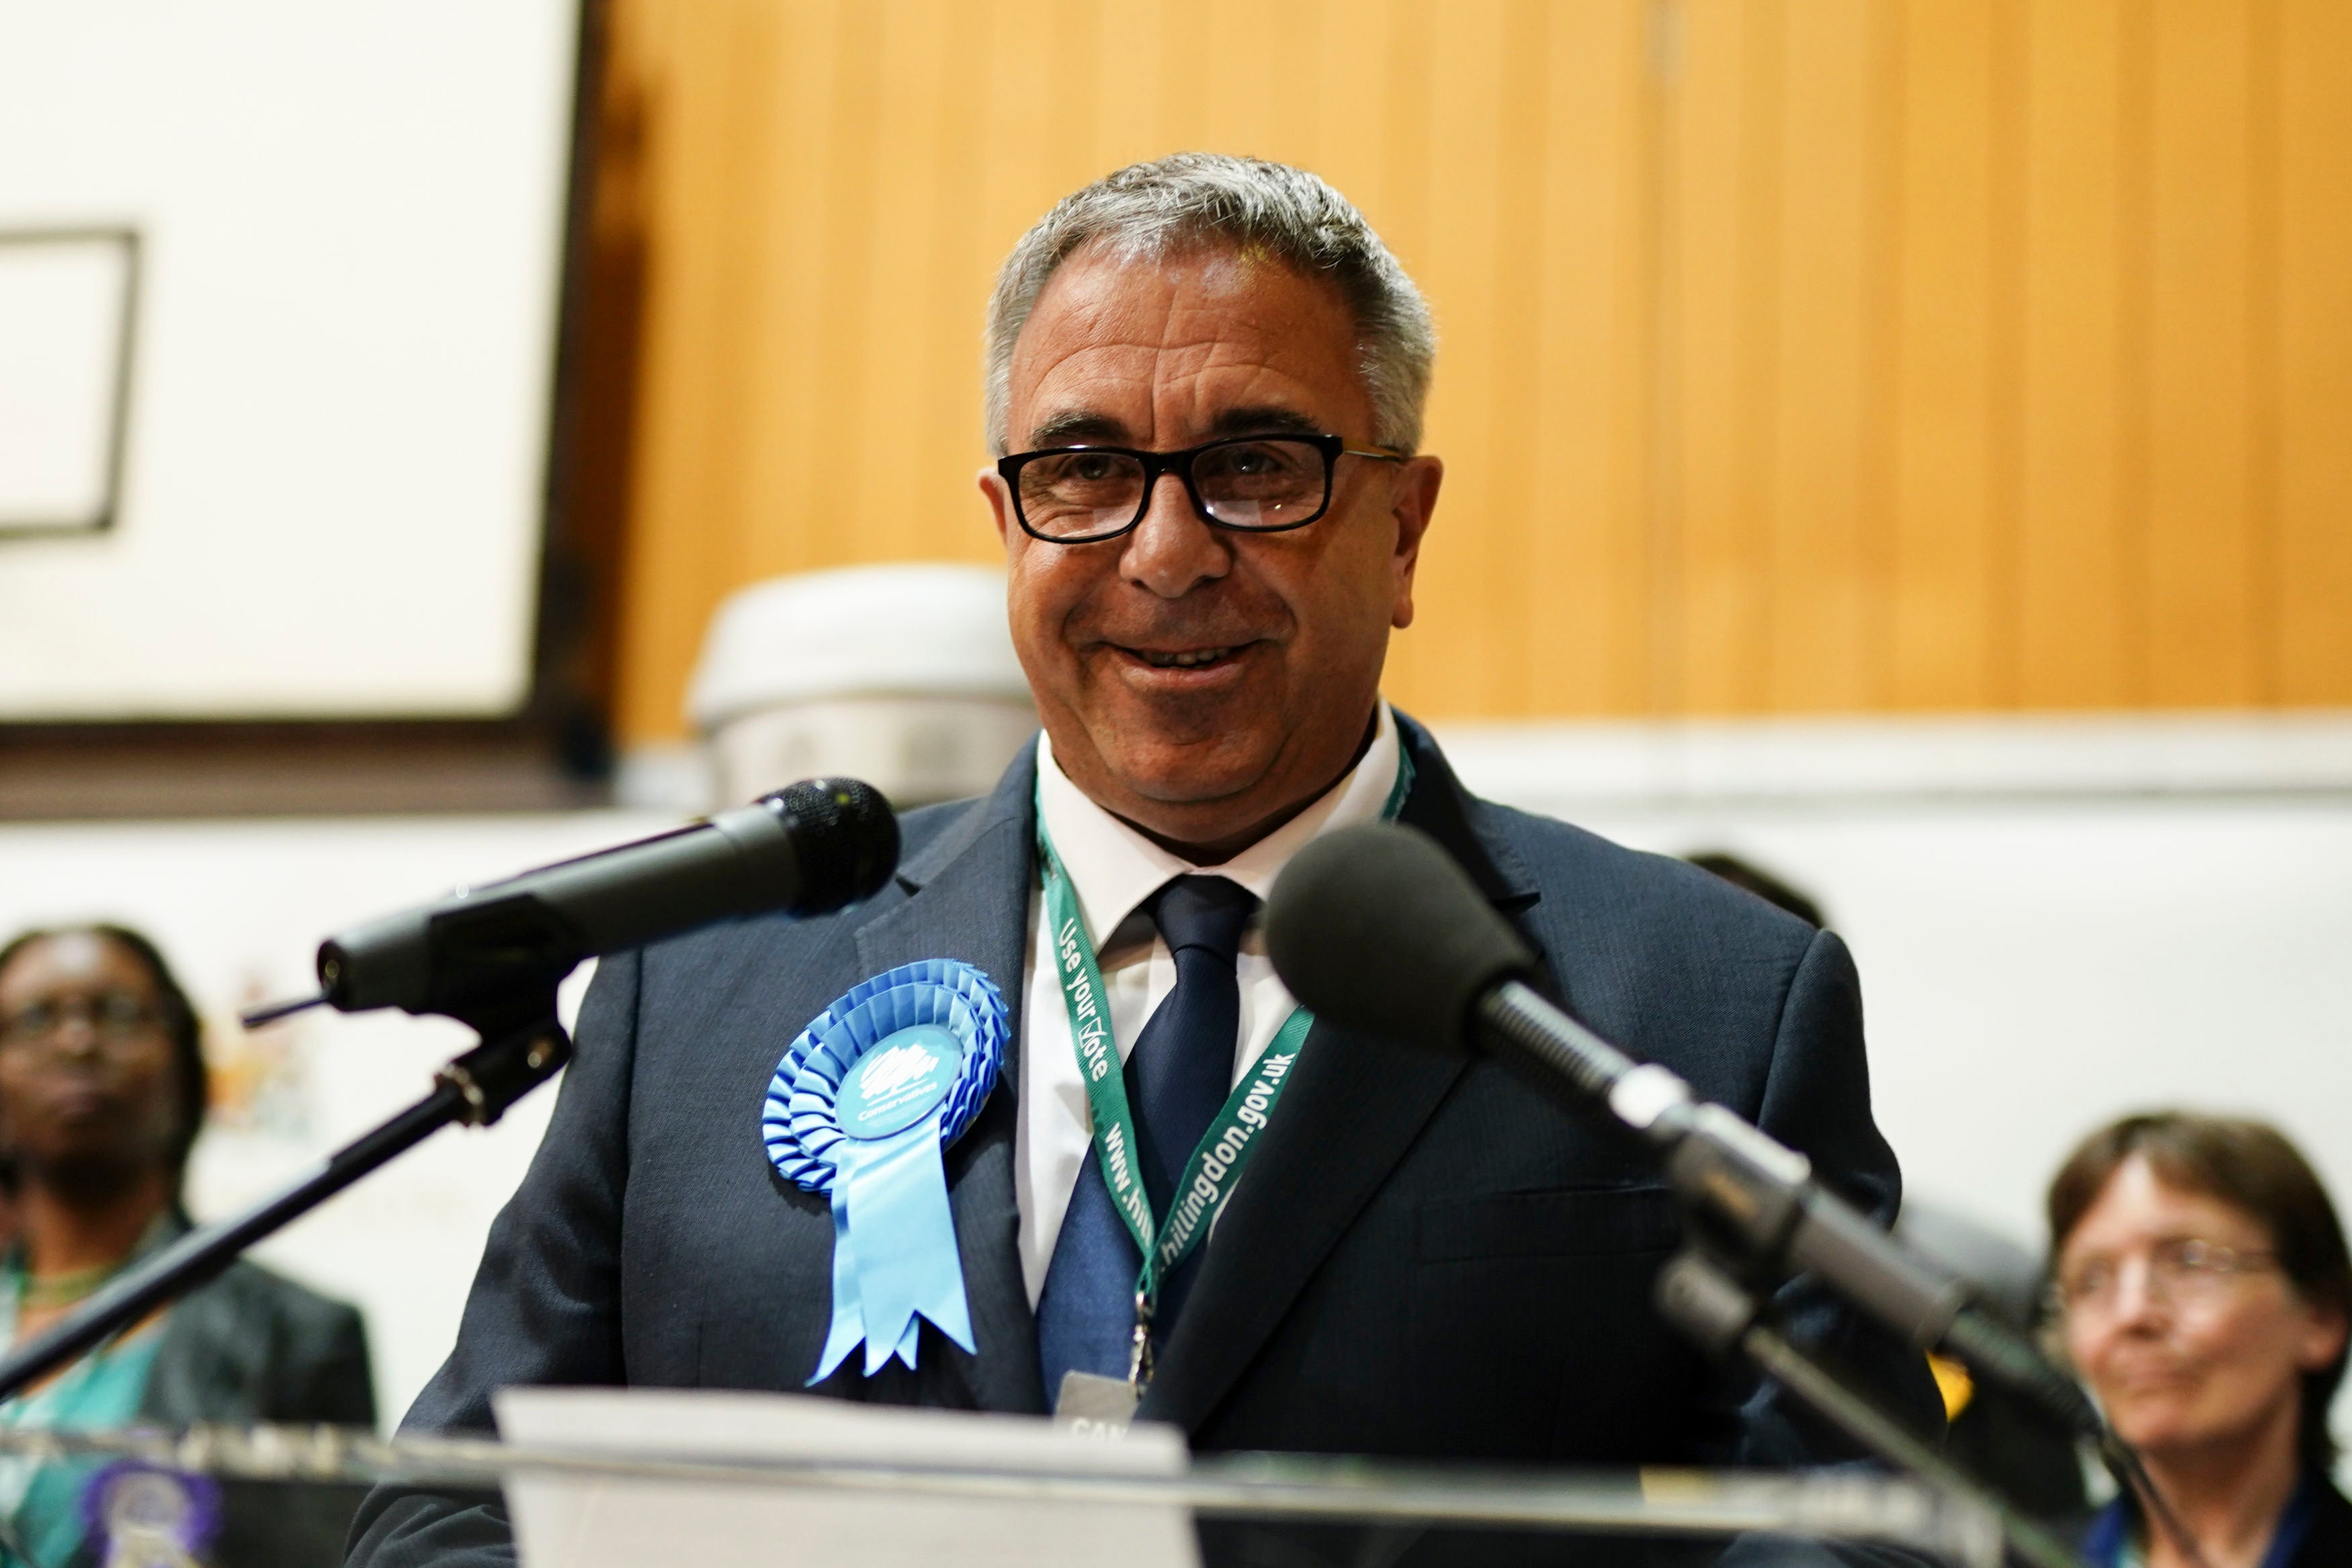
[1036,702,1402,945]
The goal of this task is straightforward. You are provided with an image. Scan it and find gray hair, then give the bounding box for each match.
[983,153,1435,456]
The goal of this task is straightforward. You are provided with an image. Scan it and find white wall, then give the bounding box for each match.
[3,713,2349,1432]
[1543,793,2352,1239]
[0,0,578,718]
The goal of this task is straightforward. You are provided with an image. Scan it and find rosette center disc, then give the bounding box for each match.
[833,1025,961,1139]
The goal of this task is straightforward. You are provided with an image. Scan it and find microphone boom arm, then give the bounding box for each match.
[1480,979,2104,1435]
[1655,1246,2086,1568]
[1480,979,2099,1568]
[1264,821,2183,1567]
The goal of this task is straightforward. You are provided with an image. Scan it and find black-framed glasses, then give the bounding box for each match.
[997,432,1406,544]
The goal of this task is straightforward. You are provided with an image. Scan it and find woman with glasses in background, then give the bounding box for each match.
[0,925,374,1567]
[2050,1112,2352,1568]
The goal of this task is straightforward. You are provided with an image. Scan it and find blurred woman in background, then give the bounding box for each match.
[2050,1112,2351,1568]
[0,925,373,1567]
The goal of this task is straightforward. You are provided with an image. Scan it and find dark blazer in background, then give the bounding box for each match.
[348,717,1941,1567]
[2280,1480,2352,1568]
[118,1217,376,1568]
[2078,1472,2352,1568]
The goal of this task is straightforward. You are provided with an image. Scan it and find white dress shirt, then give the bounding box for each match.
[1014,701,1404,1305]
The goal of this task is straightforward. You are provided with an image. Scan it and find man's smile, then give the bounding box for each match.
[1114,641,1251,670]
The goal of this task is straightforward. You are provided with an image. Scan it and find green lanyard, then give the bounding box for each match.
[1034,742,1414,1391]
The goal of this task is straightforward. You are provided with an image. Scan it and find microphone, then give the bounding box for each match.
[1265,821,2103,1440]
[313,777,899,1018]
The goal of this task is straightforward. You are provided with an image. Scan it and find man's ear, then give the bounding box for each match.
[978,466,1013,550]
[1390,455,1443,631]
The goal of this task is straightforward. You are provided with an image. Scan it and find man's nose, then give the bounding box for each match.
[1118,471,1230,599]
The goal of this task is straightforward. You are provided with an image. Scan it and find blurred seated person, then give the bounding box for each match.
[2050,1112,2351,1568]
[0,926,375,1567]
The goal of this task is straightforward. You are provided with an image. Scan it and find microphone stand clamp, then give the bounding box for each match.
[1652,1237,2088,1568]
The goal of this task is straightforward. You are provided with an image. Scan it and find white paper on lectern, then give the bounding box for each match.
[493,1386,1200,1568]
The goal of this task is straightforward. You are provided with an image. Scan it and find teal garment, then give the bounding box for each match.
[0,1272,164,1568]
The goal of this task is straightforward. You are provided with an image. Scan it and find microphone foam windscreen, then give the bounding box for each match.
[1265,822,1536,1054]
[767,777,900,913]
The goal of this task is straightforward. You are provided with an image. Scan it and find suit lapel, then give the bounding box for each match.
[853,746,1046,1413]
[1139,714,1541,1430]
[1137,1013,1461,1429]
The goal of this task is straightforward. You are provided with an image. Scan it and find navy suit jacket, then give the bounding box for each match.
[349,717,1941,1565]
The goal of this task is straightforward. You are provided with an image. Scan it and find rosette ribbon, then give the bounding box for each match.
[762,959,1006,1382]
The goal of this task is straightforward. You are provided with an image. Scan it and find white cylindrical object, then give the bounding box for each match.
[706,695,1042,811]
[687,564,1036,808]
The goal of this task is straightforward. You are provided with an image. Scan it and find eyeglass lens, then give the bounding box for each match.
[0,992,163,1047]
[2058,1238,2270,1311]
[1017,439,1329,539]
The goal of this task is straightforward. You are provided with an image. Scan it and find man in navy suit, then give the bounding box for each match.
[350,153,1939,1566]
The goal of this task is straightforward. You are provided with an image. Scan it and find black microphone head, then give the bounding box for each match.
[761,777,900,914]
[1266,822,1536,1053]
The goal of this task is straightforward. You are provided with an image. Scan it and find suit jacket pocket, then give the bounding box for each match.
[1415,1183,1681,1262]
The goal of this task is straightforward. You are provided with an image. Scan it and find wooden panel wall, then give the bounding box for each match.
[591,0,2352,743]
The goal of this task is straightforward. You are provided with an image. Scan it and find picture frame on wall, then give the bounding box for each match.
[0,226,138,538]
[0,1,615,818]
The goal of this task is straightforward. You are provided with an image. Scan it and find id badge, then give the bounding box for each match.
[1053,1370,1139,1436]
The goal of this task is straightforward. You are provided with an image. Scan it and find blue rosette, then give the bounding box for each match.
[761,959,1006,1382]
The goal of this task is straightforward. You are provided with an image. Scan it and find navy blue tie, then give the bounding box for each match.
[1036,875,1257,1406]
